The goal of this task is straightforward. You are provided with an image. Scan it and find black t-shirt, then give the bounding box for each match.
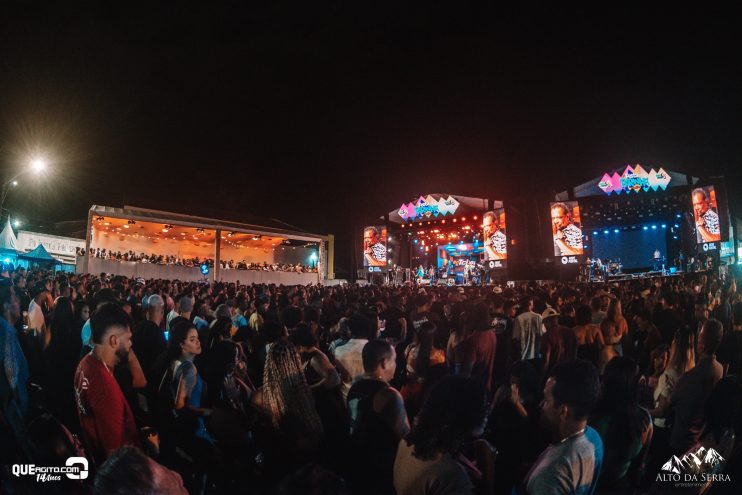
[132,320,166,382]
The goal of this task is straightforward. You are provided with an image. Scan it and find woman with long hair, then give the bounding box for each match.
[573,304,605,368]
[400,321,446,418]
[598,299,629,373]
[590,356,652,490]
[394,376,489,495]
[251,340,324,477]
[41,296,81,429]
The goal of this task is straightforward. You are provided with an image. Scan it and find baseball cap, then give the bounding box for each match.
[541,307,559,320]
[493,286,503,294]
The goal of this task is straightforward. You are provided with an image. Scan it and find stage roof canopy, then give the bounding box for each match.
[89,205,329,244]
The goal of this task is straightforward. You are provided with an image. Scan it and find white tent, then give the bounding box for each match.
[0,218,18,254]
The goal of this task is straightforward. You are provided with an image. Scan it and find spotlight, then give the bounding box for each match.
[651,225,657,229]
[613,229,619,233]
[643,226,648,231]
[676,214,682,218]
[674,224,679,228]
[661,224,667,228]
[603,230,609,234]
[593,231,599,235]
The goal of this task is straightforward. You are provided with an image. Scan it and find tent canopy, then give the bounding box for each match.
[18,244,61,264]
[0,218,18,252]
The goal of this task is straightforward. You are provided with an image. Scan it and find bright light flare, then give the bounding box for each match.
[30,159,47,173]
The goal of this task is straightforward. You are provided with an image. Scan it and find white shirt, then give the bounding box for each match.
[333,338,369,398]
[28,300,45,332]
[514,311,542,360]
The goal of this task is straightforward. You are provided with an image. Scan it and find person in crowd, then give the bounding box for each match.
[541,307,576,376]
[488,360,545,495]
[633,308,662,372]
[457,303,498,393]
[74,302,144,463]
[513,295,542,361]
[132,294,166,387]
[394,375,489,495]
[93,445,188,495]
[573,304,604,368]
[289,323,348,461]
[41,296,81,430]
[348,339,409,495]
[669,319,724,454]
[251,340,324,478]
[639,344,669,408]
[590,356,652,491]
[717,301,742,377]
[334,311,375,398]
[522,359,603,495]
[399,320,446,418]
[0,282,30,458]
[590,296,607,326]
[656,292,684,344]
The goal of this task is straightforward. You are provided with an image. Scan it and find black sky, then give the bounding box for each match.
[1,3,741,276]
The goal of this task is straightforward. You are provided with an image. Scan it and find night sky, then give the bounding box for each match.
[1,4,740,276]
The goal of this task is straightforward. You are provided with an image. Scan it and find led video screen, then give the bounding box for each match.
[550,201,584,256]
[362,225,387,267]
[692,186,721,244]
[482,208,507,261]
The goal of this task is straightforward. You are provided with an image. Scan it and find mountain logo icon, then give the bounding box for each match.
[661,447,725,474]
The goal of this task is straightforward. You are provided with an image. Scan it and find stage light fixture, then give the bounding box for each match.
[593,231,598,235]
[661,224,667,228]
[614,229,619,233]
[643,226,648,230]
[674,224,679,228]
[651,225,657,229]
[676,214,682,218]
[603,230,609,234]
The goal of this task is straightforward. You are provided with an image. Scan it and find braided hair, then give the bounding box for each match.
[262,341,324,435]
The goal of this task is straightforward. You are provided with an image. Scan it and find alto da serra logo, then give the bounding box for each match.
[656,446,730,485]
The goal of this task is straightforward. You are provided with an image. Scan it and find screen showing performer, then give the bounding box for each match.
[550,201,584,256]
[483,209,507,261]
[692,186,721,243]
[362,225,387,267]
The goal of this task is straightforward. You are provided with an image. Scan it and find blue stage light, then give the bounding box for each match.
[613,229,619,233]
[603,230,609,234]
[413,239,418,244]
[674,224,679,228]
[643,226,648,231]
[593,231,598,236]
[651,225,657,229]
[676,214,682,218]
[661,224,667,228]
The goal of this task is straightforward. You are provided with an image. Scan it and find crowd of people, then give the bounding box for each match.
[1,266,742,494]
[81,248,317,273]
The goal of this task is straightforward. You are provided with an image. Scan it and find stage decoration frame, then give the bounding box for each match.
[597,165,672,195]
[398,195,460,221]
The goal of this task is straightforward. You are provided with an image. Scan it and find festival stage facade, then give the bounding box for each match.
[358,166,735,284]
[78,205,333,284]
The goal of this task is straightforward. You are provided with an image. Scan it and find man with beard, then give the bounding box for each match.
[522,360,603,495]
[75,302,142,463]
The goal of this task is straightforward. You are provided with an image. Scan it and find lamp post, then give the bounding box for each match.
[0,158,48,220]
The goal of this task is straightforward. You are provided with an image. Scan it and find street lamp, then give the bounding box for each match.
[1,157,49,220]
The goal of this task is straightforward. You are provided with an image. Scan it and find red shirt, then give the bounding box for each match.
[74,353,140,461]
